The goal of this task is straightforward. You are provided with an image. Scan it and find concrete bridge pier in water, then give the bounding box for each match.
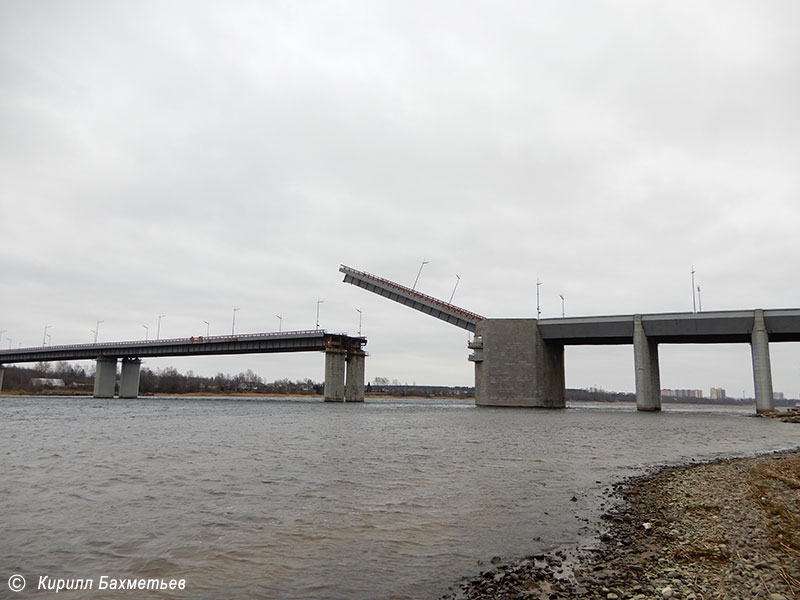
[324,347,366,402]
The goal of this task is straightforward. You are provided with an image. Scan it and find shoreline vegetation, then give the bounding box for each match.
[3,363,799,406]
[449,448,800,600]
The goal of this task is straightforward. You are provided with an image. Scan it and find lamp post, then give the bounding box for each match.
[356,308,362,336]
[449,274,461,304]
[276,315,282,333]
[697,286,702,312]
[46,334,51,346]
[316,300,324,330]
[691,266,697,313]
[203,320,210,337]
[157,314,166,340]
[93,320,103,343]
[536,279,542,319]
[412,259,429,291]
[231,307,240,335]
[143,325,149,341]
[43,324,52,346]
[560,294,565,318]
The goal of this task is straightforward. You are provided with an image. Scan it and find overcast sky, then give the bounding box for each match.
[2,1,799,397]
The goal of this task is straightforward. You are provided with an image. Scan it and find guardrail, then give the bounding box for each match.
[0,329,329,356]
[339,264,486,323]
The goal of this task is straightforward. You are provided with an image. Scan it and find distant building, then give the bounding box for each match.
[660,388,703,399]
[710,387,726,400]
[774,392,785,400]
[31,378,65,387]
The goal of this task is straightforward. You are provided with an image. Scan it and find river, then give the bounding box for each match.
[1,396,797,599]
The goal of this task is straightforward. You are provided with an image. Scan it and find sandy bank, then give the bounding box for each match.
[452,448,800,600]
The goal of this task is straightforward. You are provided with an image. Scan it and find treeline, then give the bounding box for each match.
[0,363,323,396]
[566,388,636,403]
[138,367,322,395]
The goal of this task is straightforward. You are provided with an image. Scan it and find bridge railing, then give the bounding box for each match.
[0,329,328,355]
[339,264,486,324]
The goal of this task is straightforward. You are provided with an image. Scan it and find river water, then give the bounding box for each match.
[1,396,797,599]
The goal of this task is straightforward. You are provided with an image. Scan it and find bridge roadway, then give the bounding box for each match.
[0,330,367,402]
[340,264,800,412]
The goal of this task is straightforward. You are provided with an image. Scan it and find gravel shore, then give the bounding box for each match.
[450,445,800,600]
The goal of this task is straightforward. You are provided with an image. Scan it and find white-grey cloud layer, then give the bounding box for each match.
[2,1,799,396]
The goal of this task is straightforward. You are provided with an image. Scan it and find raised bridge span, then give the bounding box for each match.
[340,264,800,412]
[0,330,367,402]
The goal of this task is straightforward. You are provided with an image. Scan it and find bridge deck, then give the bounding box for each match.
[340,264,485,332]
[0,330,366,364]
[537,308,800,345]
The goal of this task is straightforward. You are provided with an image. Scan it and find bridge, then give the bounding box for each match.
[340,264,800,413]
[0,330,367,402]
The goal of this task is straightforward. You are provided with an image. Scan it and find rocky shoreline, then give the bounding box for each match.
[448,447,800,600]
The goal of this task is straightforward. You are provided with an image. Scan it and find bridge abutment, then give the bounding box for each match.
[345,351,366,402]
[93,357,117,399]
[633,315,661,411]
[119,358,142,399]
[750,309,775,413]
[471,319,565,407]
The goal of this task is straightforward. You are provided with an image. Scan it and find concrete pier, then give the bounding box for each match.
[471,319,565,407]
[93,357,117,399]
[633,315,661,411]
[0,366,4,393]
[345,352,366,402]
[750,309,775,413]
[119,358,141,399]
[324,349,346,402]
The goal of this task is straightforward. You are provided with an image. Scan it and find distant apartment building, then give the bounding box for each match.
[710,387,726,400]
[660,388,704,399]
[774,391,785,401]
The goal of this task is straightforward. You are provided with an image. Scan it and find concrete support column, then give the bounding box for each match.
[751,309,775,413]
[473,319,565,407]
[324,349,346,402]
[633,315,661,411]
[0,365,4,394]
[93,357,117,399]
[119,358,142,399]
[345,352,366,402]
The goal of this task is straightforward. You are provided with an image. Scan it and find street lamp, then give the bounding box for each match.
[449,274,461,304]
[43,324,51,346]
[691,266,697,313]
[276,315,282,333]
[697,286,702,312]
[356,308,362,336]
[316,300,324,330]
[232,306,240,335]
[412,259,429,291]
[93,320,103,343]
[157,314,166,340]
[203,320,210,337]
[143,325,149,341]
[536,279,542,319]
[560,294,565,318]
